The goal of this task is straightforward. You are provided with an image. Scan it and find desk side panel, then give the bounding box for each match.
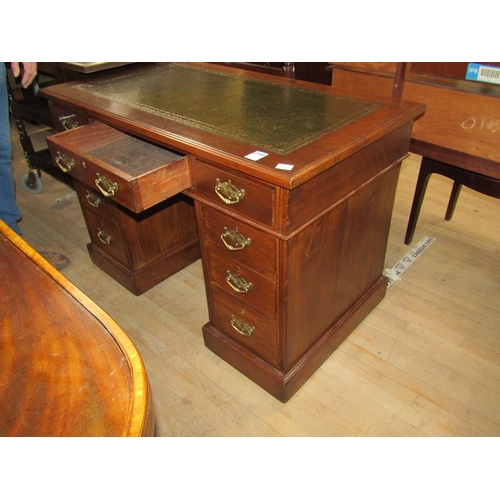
[283,164,401,370]
[286,124,412,235]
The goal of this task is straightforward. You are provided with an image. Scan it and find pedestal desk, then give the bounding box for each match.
[41,63,424,402]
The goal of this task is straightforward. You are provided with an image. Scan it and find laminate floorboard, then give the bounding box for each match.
[8,118,500,437]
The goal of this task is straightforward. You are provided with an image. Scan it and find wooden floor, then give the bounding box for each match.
[10,120,500,437]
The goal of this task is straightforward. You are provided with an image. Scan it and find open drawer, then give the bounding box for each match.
[46,121,192,212]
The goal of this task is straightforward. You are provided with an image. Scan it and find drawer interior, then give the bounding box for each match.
[47,121,193,212]
[53,121,185,177]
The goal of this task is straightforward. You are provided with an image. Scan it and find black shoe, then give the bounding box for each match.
[39,251,70,271]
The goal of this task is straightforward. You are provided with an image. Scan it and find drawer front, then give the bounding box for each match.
[192,159,277,227]
[208,250,277,321]
[74,181,117,224]
[199,204,276,279]
[46,121,191,213]
[84,211,129,266]
[49,102,89,132]
[211,290,279,367]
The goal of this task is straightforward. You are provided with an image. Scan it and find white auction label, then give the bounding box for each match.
[275,163,294,171]
[245,151,269,161]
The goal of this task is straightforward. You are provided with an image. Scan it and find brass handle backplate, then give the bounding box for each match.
[54,151,75,172]
[226,270,253,293]
[86,191,102,208]
[95,173,118,198]
[221,226,251,251]
[230,315,255,336]
[215,178,245,205]
[59,114,80,130]
[97,228,112,245]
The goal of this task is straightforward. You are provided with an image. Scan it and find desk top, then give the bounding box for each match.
[0,221,153,436]
[41,63,424,188]
[72,64,380,155]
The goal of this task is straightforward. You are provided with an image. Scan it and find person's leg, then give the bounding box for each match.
[1,65,69,270]
[0,64,23,235]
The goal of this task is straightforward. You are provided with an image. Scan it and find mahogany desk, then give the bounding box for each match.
[0,220,153,436]
[40,63,424,402]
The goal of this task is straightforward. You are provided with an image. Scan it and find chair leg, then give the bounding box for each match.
[445,181,462,221]
[405,156,500,245]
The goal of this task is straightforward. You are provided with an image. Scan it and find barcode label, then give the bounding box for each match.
[479,67,500,81]
[466,63,500,85]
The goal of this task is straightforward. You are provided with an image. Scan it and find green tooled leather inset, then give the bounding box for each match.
[74,64,380,155]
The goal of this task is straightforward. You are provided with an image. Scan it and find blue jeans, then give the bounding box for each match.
[0,63,22,235]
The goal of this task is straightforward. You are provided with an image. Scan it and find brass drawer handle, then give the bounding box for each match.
[86,191,102,208]
[59,114,80,130]
[230,315,254,336]
[226,270,253,293]
[221,226,251,251]
[215,178,245,205]
[97,228,112,245]
[54,151,76,172]
[95,173,118,198]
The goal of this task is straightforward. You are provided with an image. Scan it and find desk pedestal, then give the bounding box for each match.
[192,127,407,402]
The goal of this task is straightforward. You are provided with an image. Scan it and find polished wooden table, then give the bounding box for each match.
[0,220,153,436]
[41,63,424,401]
[329,62,500,244]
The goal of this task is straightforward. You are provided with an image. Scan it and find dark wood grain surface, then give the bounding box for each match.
[0,220,153,436]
